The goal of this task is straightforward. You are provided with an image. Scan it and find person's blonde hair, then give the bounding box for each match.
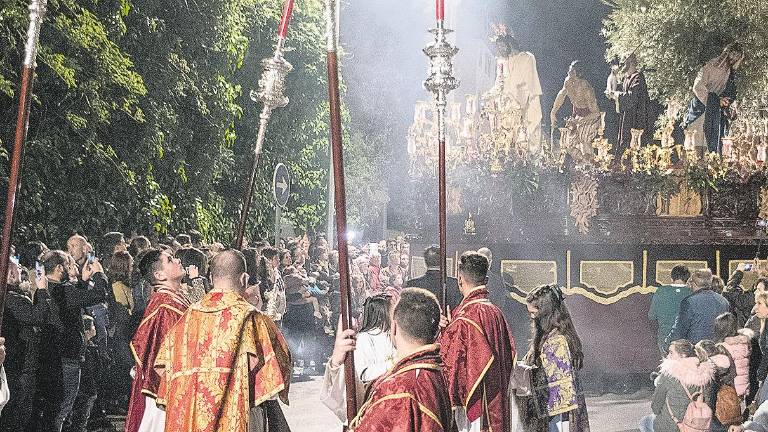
[756,291,768,308]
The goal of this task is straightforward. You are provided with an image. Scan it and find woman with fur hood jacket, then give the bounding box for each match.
[649,340,716,432]
[715,312,753,398]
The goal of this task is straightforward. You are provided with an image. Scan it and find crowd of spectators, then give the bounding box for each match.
[642,265,768,431]
[11,228,768,430]
[0,230,416,431]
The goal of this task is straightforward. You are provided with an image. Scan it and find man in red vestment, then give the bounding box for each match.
[125,249,190,432]
[154,249,292,432]
[440,252,516,432]
[327,288,452,431]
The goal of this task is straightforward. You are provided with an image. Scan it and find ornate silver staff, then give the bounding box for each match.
[423,1,459,311]
[233,0,295,249]
[0,0,48,331]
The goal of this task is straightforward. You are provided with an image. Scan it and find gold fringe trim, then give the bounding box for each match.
[508,285,659,305]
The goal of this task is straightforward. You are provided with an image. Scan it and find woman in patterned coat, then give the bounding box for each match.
[525,284,590,432]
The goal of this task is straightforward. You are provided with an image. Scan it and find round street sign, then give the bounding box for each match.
[273,163,291,208]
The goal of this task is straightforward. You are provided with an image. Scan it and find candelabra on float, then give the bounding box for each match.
[592,112,613,170]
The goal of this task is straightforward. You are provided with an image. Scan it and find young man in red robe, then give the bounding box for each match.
[440,252,516,432]
[125,249,190,432]
[154,249,292,432]
[325,287,452,431]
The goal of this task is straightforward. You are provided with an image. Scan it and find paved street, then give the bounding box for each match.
[282,376,652,432]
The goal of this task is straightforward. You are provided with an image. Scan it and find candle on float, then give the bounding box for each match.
[277,0,295,39]
[436,0,445,21]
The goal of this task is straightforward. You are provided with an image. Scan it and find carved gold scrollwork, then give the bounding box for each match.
[569,174,599,234]
[759,187,768,220]
[657,177,702,217]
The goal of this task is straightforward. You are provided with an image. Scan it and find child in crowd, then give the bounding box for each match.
[526,284,590,432]
[696,339,739,431]
[641,339,716,432]
[283,266,323,319]
[714,312,753,401]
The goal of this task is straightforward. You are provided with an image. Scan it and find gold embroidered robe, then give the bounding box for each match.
[154,290,291,432]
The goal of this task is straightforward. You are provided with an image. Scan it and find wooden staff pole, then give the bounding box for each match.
[438,133,447,307]
[323,0,358,423]
[435,4,447,307]
[234,123,266,249]
[0,0,47,331]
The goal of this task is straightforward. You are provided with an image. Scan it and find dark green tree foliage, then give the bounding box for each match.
[0,0,333,246]
[0,0,146,242]
[603,0,768,105]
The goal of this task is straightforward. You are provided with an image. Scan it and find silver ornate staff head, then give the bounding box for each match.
[24,0,48,68]
[249,44,293,115]
[423,21,459,142]
[248,34,293,156]
[324,0,340,53]
[423,23,460,100]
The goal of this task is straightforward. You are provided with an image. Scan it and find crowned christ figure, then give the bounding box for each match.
[483,24,543,158]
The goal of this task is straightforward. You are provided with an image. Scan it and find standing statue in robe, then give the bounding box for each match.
[551,61,601,160]
[484,26,543,158]
[608,54,652,154]
[680,43,744,154]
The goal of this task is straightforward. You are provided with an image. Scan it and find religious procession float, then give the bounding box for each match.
[399,26,768,387]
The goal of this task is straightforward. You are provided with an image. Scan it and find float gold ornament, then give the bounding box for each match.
[569,173,599,235]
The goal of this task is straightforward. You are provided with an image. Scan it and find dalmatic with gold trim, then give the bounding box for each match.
[440,286,516,432]
[154,289,292,432]
[125,288,190,432]
[349,344,452,432]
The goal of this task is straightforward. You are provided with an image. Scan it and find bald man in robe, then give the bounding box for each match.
[154,250,292,432]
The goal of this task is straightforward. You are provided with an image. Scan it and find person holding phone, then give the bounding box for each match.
[0,258,51,431]
[37,250,108,432]
[725,269,754,328]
